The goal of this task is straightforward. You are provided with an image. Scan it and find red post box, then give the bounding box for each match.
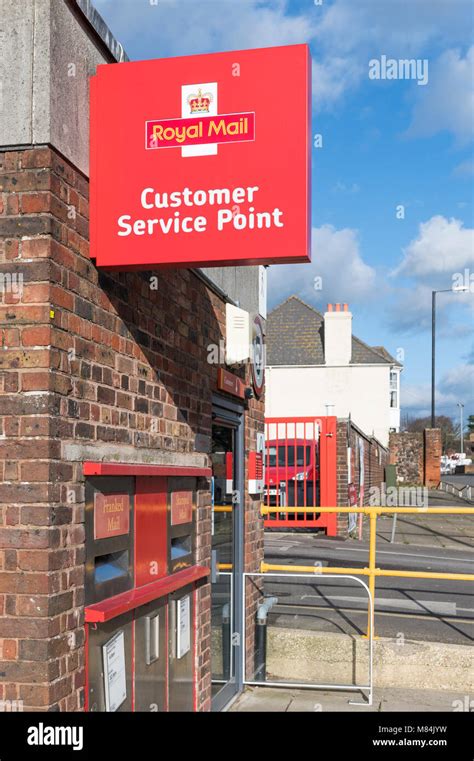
[83,462,210,713]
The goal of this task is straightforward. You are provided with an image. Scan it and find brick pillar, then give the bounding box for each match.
[336,420,349,536]
[0,147,85,710]
[424,428,441,487]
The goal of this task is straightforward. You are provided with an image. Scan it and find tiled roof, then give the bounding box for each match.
[266,296,402,367]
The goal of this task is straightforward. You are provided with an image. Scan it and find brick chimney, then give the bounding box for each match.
[324,303,352,365]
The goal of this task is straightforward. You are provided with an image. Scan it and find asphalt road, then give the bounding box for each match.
[263,532,474,644]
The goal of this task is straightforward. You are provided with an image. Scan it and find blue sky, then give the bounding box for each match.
[94,0,473,424]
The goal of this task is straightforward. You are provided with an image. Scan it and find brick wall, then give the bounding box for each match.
[389,429,441,487]
[336,419,389,535]
[0,146,264,711]
[389,432,423,484]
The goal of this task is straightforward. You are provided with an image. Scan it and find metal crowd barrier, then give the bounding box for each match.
[242,572,374,705]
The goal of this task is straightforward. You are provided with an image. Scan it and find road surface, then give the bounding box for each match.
[263,531,474,644]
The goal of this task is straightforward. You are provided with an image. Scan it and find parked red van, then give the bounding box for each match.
[264,438,320,509]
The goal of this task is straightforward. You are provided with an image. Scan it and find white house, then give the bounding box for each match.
[265,296,402,447]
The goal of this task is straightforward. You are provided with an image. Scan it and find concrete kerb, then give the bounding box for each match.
[265,627,474,692]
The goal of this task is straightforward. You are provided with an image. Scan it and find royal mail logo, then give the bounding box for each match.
[146,81,255,157]
[188,88,213,113]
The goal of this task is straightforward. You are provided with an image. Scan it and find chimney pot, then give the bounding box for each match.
[335,303,341,312]
[343,303,348,312]
[327,303,333,312]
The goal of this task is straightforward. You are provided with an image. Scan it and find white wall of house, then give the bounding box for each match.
[389,368,401,432]
[266,364,400,447]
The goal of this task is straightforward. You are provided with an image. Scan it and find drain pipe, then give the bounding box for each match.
[254,597,278,682]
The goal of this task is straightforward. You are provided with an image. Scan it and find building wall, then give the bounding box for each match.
[336,419,389,535]
[266,363,394,447]
[0,0,112,176]
[389,429,441,487]
[0,144,264,710]
[389,432,424,484]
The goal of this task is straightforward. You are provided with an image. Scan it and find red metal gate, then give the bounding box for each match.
[263,416,337,536]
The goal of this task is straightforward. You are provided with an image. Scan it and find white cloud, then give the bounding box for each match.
[393,215,474,278]
[387,216,474,334]
[95,0,315,58]
[405,46,474,145]
[95,0,473,114]
[402,361,474,416]
[314,0,472,55]
[311,0,473,109]
[453,158,474,177]
[439,362,474,401]
[268,224,376,308]
[312,57,363,110]
[386,284,434,334]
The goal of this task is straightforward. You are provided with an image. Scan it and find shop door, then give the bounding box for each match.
[210,399,243,710]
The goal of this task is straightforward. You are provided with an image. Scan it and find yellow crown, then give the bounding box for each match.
[188,89,213,114]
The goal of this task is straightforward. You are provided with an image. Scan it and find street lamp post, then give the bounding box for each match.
[457,402,465,455]
[431,286,469,428]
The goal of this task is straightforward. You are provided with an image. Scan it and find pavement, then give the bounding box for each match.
[229,685,472,712]
[360,489,474,550]
[441,474,474,490]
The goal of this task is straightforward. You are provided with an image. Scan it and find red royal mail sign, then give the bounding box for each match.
[90,45,311,269]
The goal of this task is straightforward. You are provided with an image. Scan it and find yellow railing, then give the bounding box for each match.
[260,505,474,637]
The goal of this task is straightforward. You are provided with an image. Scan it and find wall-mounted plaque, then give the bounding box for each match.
[94,493,130,540]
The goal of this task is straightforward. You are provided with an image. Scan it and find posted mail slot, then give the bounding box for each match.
[85,477,134,604]
[168,478,196,574]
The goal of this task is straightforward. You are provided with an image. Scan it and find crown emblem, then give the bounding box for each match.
[187,88,213,114]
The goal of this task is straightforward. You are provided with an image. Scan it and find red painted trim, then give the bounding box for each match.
[131,479,137,712]
[83,462,211,478]
[265,416,323,423]
[131,617,135,712]
[193,583,197,712]
[84,623,89,712]
[165,603,169,712]
[84,566,210,623]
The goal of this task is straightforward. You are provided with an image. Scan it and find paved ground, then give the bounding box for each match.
[441,474,474,490]
[230,685,470,712]
[263,490,474,644]
[360,490,474,550]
